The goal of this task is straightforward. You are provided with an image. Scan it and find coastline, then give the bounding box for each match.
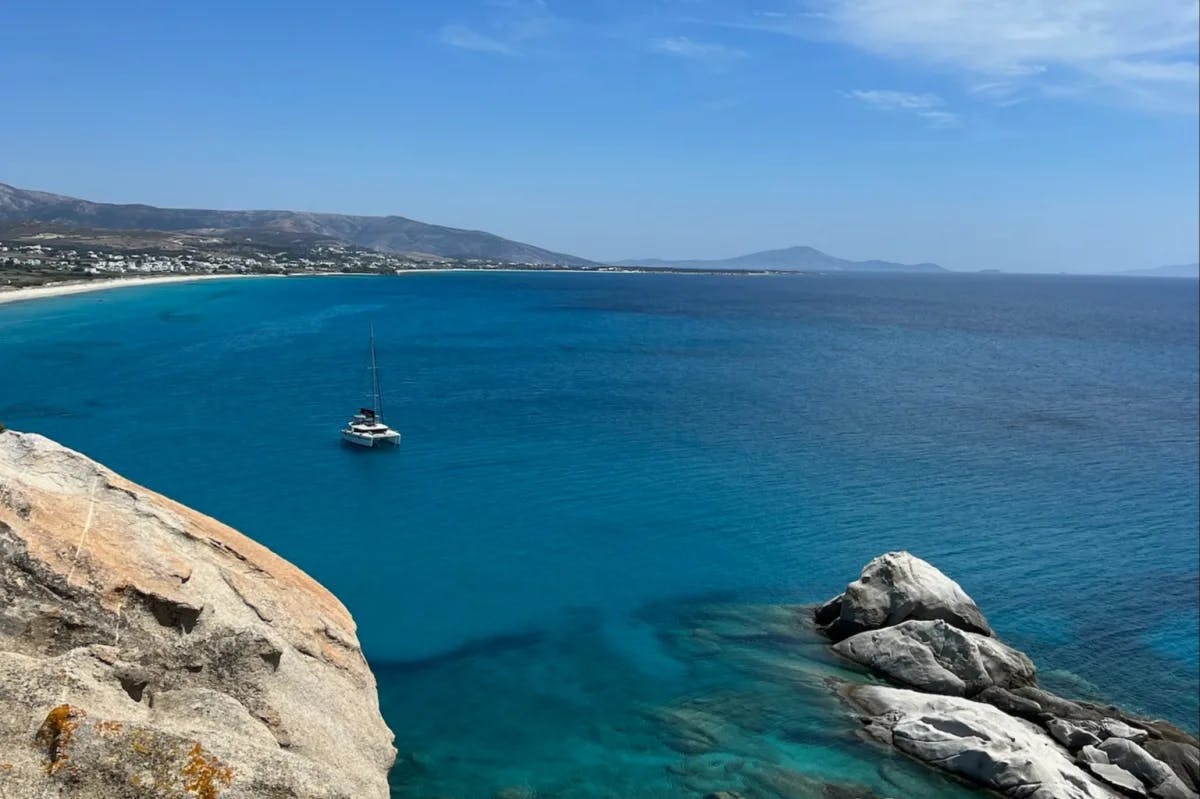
[0,269,789,307]
[3,268,1184,309]
[0,273,273,306]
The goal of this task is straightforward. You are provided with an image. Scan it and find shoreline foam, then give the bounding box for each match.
[0,273,273,306]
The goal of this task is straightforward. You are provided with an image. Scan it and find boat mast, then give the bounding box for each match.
[369,323,384,423]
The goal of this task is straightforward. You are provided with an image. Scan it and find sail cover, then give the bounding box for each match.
[360,408,376,418]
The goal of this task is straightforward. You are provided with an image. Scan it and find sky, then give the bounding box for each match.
[1,0,1197,272]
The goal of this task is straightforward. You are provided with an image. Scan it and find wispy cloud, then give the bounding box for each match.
[968,81,1027,107]
[440,0,556,57]
[440,25,517,55]
[705,1,1200,111]
[651,36,747,62]
[844,89,960,126]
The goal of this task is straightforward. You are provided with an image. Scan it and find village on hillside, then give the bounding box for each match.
[0,234,613,290]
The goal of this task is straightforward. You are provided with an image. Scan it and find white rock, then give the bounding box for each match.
[1079,745,1111,765]
[1103,718,1151,743]
[1050,718,1105,751]
[833,619,1035,697]
[1087,763,1149,795]
[1098,738,1198,799]
[847,683,1124,799]
[815,551,992,640]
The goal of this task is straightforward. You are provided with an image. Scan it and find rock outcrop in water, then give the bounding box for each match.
[0,430,396,798]
[814,551,992,641]
[849,684,1124,799]
[832,618,1036,697]
[819,552,1200,799]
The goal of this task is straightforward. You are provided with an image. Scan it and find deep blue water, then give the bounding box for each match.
[1,272,1196,796]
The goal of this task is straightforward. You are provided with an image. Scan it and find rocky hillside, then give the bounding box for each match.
[817,552,1199,799]
[0,182,592,265]
[0,430,395,798]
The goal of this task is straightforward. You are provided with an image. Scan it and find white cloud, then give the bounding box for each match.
[846,89,942,110]
[968,81,1027,106]
[440,0,556,56]
[818,0,1199,110]
[440,25,517,55]
[845,89,960,126]
[704,1,1198,111]
[917,109,961,127]
[652,36,747,61]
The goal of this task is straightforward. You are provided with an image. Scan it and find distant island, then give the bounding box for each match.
[614,245,946,273]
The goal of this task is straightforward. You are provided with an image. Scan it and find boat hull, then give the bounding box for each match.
[341,430,401,448]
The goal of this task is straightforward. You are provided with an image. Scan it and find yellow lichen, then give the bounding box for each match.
[34,704,86,775]
[95,720,125,735]
[181,743,233,799]
[129,729,154,756]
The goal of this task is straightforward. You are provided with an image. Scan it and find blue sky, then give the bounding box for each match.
[2,0,1197,271]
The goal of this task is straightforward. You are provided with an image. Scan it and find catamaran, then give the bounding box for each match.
[341,325,402,448]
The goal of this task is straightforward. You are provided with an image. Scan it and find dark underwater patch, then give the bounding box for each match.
[1013,410,1096,430]
[377,629,546,675]
[0,402,82,420]
[157,308,204,323]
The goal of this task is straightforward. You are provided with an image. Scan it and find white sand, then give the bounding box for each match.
[0,274,272,306]
[0,269,724,308]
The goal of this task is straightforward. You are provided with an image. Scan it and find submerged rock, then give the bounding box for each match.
[814,552,992,641]
[845,683,1123,799]
[0,431,395,798]
[832,618,1035,697]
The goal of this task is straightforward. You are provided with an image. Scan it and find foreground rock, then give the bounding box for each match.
[820,553,1199,799]
[814,551,992,641]
[0,431,395,798]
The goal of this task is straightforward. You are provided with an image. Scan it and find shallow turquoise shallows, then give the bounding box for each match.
[1,272,1196,796]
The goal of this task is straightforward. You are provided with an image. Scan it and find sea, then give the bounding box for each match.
[1,271,1196,798]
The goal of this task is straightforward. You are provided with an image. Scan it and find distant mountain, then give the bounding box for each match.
[0,182,592,266]
[1117,262,1199,278]
[614,245,946,273]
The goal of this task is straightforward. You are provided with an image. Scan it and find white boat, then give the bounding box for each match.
[341,325,402,448]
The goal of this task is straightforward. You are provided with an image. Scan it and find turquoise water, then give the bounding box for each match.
[1,273,1196,796]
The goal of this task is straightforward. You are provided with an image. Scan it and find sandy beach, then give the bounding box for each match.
[0,269,776,309]
[0,273,271,307]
